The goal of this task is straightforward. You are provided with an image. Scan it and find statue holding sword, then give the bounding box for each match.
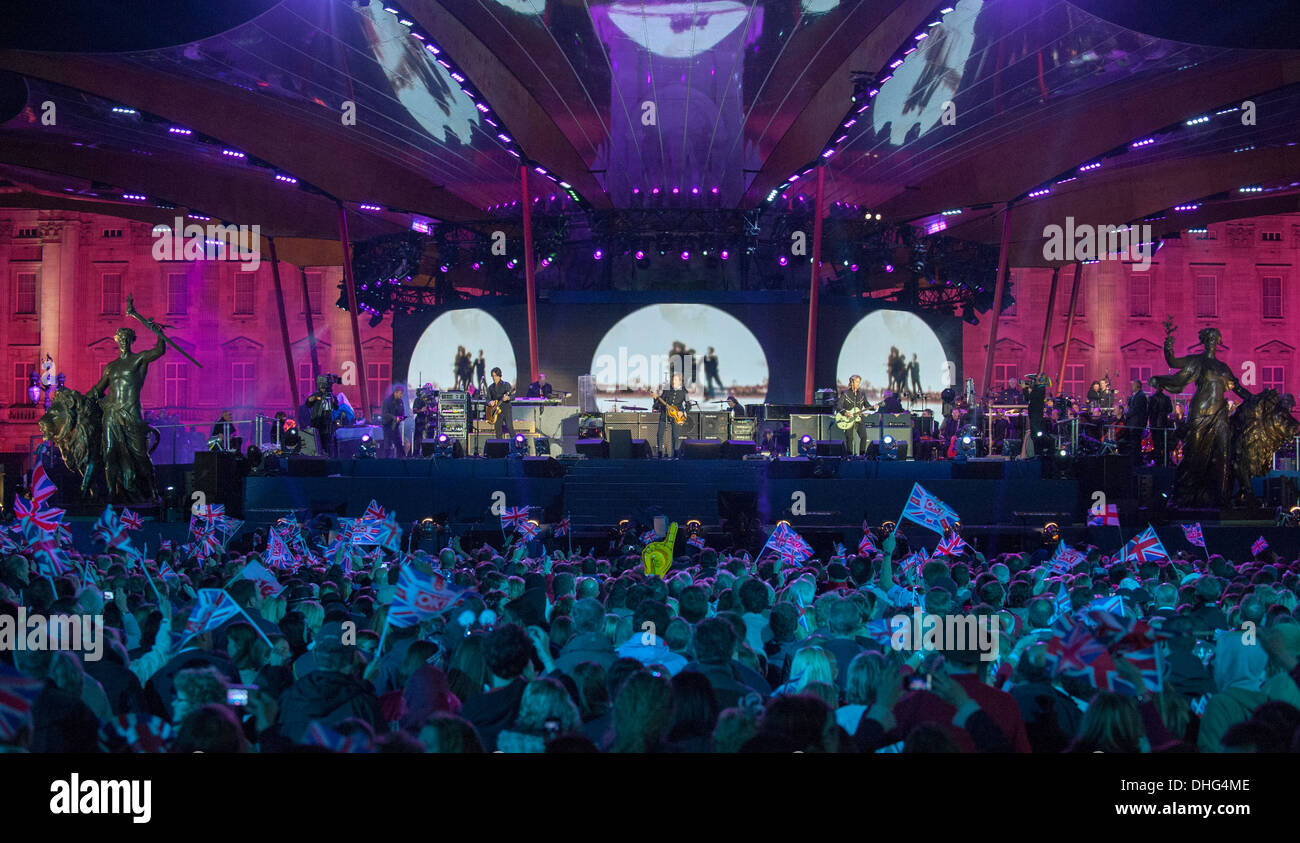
[87,294,200,501]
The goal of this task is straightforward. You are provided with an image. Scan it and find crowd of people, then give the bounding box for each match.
[3,519,1300,754]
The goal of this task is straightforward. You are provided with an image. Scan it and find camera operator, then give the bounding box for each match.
[306,374,342,457]
[381,385,408,458]
[412,383,436,457]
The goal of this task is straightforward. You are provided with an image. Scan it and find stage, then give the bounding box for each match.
[56,456,1300,561]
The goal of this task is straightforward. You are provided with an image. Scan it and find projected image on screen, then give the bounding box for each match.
[871,0,984,145]
[591,304,769,412]
[406,309,516,393]
[836,310,954,413]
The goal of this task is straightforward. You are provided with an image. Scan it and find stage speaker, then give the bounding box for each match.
[698,412,729,440]
[609,429,633,459]
[631,439,652,459]
[193,451,243,517]
[287,456,329,477]
[576,438,609,459]
[483,439,511,459]
[421,439,465,458]
[815,439,845,457]
[722,439,757,459]
[681,439,723,460]
[790,414,832,454]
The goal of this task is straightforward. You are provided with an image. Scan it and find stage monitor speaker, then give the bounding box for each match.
[576,438,609,459]
[815,439,845,457]
[483,439,511,459]
[681,439,723,460]
[722,439,757,459]
[287,456,329,477]
[631,439,652,459]
[698,412,729,440]
[193,451,243,517]
[608,429,633,459]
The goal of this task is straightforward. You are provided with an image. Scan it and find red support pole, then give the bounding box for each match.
[267,237,299,411]
[1056,262,1085,390]
[336,201,370,419]
[521,166,539,384]
[803,165,826,403]
[980,203,1014,400]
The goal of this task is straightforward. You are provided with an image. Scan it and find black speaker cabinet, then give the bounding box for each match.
[483,439,511,458]
[815,439,845,457]
[608,429,633,459]
[698,412,729,440]
[576,438,609,459]
[722,439,757,459]
[193,451,244,517]
[681,439,723,459]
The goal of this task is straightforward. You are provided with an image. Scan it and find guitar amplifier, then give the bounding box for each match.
[789,414,834,454]
[730,417,756,440]
[697,411,729,440]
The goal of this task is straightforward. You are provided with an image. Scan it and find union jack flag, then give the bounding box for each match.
[1252,536,1269,556]
[390,566,463,628]
[554,517,570,537]
[1121,525,1169,565]
[640,529,657,545]
[158,562,179,582]
[193,529,222,561]
[687,535,706,550]
[190,503,225,535]
[14,496,64,534]
[0,663,44,742]
[182,589,242,638]
[1048,541,1087,572]
[858,532,878,556]
[516,521,540,542]
[1180,522,1205,548]
[265,527,295,571]
[764,522,813,568]
[901,483,960,536]
[1087,503,1120,527]
[239,560,286,598]
[91,506,130,551]
[500,506,529,530]
[29,463,57,508]
[862,618,895,647]
[363,499,386,521]
[32,538,73,578]
[120,509,143,531]
[1046,625,1111,682]
[935,533,967,557]
[345,519,385,546]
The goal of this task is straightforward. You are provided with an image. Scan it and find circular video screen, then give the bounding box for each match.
[836,310,954,413]
[590,303,769,412]
[406,309,516,393]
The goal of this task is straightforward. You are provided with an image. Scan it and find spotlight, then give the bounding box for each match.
[797,434,814,457]
[593,249,604,260]
[1042,521,1061,543]
[680,250,690,261]
[881,435,898,461]
[720,250,730,260]
[884,264,894,273]
[359,435,376,459]
[435,432,454,458]
[512,432,528,456]
[779,255,789,266]
[955,428,976,462]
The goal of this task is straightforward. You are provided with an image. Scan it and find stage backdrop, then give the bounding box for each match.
[393,292,962,413]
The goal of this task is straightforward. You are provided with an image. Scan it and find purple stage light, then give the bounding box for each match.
[711,186,719,194]
[680,251,690,261]
[779,255,788,266]
[691,187,700,195]
[634,250,646,260]
[720,250,730,260]
[593,249,604,260]
[439,264,449,273]
[850,264,859,272]
[652,187,660,195]
[672,187,680,194]
[169,126,192,135]
[885,264,894,272]
[632,187,641,194]
[472,262,481,270]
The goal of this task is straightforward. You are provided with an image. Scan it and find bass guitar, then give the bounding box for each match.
[652,392,687,426]
[485,387,514,425]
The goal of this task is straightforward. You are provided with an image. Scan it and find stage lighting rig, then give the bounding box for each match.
[512,432,529,457]
[434,432,455,458]
[359,434,377,459]
[797,434,814,457]
[954,427,977,462]
[881,435,899,461]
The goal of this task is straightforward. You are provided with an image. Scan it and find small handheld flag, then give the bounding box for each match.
[1087,503,1120,527]
[900,483,960,536]
[1252,536,1269,556]
[1120,525,1169,565]
[1180,522,1205,548]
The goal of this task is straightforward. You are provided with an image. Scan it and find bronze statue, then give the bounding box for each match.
[1148,322,1237,508]
[1229,388,1299,507]
[89,294,167,502]
[38,386,103,498]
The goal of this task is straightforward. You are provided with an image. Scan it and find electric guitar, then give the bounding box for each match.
[485,386,514,425]
[834,405,869,430]
[651,391,687,425]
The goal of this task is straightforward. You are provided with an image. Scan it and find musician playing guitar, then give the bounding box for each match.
[651,372,690,459]
[485,366,514,438]
[836,374,871,456]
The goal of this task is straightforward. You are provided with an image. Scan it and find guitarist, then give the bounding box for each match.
[485,367,513,438]
[652,372,690,459]
[838,374,870,456]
